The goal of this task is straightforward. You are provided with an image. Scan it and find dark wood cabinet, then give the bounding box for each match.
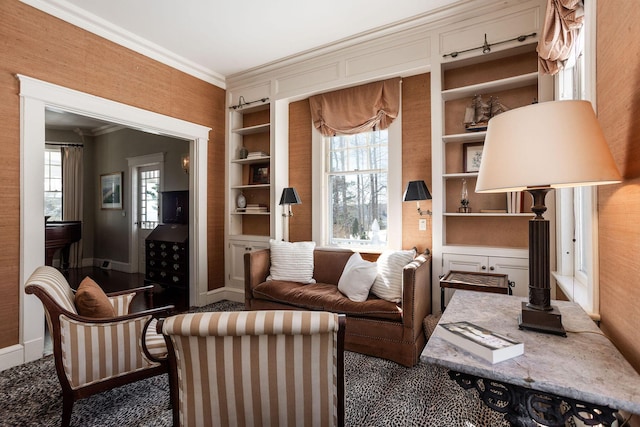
[145,224,188,291]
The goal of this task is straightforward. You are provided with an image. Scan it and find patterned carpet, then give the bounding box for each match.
[0,301,509,426]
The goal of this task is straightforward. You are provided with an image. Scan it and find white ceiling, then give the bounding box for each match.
[25,0,467,85]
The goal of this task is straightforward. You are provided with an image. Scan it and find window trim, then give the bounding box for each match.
[312,109,402,251]
[553,0,600,319]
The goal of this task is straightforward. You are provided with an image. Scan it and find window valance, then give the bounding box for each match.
[537,0,584,75]
[309,77,401,136]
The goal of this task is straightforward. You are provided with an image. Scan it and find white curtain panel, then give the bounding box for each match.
[61,146,83,268]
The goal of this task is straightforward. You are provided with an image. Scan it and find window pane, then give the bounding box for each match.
[140,169,160,229]
[328,172,387,247]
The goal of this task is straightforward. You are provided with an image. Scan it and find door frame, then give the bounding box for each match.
[16,74,210,368]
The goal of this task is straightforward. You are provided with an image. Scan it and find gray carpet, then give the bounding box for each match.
[0,301,509,426]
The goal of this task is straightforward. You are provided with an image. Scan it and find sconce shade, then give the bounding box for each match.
[476,100,622,193]
[279,187,301,205]
[403,180,432,202]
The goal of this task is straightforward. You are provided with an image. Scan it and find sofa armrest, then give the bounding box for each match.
[401,252,432,336]
[244,248,271,305]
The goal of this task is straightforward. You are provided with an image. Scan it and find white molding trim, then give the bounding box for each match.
[18,0,225,89]
[10,74,210,371]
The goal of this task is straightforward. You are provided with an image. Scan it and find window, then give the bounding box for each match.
[139,166,160,229]
[313,118,402,251]
[44,148,62,220]
[553,3,600,318]
[325,129,388,248]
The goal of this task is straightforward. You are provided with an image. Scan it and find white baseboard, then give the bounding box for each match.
[196,287,244,307]
[93,258,132,273]
[0,344,28,372]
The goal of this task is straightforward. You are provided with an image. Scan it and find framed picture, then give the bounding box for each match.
[249,163,270,185]
[100,172,123,209]
[463,142,484,173]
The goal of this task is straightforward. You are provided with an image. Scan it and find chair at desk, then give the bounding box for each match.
[158,310,346,427]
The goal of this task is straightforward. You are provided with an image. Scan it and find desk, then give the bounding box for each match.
[421,290,640,426]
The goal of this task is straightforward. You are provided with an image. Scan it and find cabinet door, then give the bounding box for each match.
[443,253,488,273]
[228,240,269,289]
[489,256,529,297]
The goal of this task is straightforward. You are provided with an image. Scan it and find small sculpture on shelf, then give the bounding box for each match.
[238,145,248,159]
[459,179,471,213]
[463,95,509,132]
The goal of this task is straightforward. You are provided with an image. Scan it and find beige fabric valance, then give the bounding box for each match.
[309,77,401,136]
[537,0,584,75]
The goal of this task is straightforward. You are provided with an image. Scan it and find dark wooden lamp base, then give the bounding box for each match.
[519,301,566,336]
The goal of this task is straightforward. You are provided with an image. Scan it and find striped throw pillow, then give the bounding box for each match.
[268,239,316,283]
[371,248,416,302]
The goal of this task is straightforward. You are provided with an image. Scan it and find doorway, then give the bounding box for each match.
[18,74,211,367]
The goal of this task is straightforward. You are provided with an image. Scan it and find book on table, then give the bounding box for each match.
[437,321,524,364]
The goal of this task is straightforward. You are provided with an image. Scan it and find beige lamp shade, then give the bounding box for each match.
[476,100,622,193]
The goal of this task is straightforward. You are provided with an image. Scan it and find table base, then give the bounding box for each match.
[449,371,618,427]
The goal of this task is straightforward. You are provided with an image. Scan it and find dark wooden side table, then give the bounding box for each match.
[439,271,513,312]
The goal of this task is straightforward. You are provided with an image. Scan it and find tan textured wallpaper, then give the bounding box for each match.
[0,1,226,348]
[597,0,640,375]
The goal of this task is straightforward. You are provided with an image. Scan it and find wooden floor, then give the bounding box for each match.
[65,266,189,313]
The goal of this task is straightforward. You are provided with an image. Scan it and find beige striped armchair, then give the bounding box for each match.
[159,310,346,427]
[24,266,173,427]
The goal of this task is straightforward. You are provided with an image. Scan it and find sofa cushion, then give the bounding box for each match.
[371,248,417,303]
[338,253,377,302]
[75,277,116,318]
[253,280,402,321]
[268,239,316,284]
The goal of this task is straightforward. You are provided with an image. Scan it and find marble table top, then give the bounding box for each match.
[421,290,640,415]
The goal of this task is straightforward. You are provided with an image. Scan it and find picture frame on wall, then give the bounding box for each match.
[101,172,123,209]
[463,142,484,173]
[249,163,270,185]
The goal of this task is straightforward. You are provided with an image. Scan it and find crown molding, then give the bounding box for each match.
[19,0,226,89]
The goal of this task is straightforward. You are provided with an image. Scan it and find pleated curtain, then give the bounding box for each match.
[61,146,83,268]
[537,0,584,75]
[309,77,401,136]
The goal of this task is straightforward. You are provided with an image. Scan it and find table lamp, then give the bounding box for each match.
[279,187,301,241]
[476,100,621,335]
[403,180,432,216]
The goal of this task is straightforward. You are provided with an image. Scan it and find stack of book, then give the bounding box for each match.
[506,191,524,213]
[437,321,524,364]
[247,151,269,159]
[244,204,268,213]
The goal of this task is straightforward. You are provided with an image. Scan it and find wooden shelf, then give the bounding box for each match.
[232,123,270,135]
[441,72,538,101]
[231,184,270,190]
[230,156,270,164]
[442,132,486,144]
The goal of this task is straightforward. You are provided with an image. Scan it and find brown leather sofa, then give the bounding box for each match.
[244,247,432,367]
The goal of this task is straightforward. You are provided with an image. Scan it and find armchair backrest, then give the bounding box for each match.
[161,310,346,427]
[25,265,77,314]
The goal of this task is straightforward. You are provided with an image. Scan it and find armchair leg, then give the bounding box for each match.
[61,394,74,427]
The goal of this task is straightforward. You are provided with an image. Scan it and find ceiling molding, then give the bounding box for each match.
[19,0,227,89]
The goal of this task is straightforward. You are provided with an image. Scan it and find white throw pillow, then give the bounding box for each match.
[371,248,416,303]
[338,253,378,302]
[268,239,316,283]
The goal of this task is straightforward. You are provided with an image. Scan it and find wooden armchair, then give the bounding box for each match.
[159,310,346,427]
[24,266,173,427]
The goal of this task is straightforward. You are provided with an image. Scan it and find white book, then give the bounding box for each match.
[437,321,524,364]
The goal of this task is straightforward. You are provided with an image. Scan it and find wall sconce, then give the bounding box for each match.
[403,180,432,216]
[181,154,189,174]
[279,187,301,241]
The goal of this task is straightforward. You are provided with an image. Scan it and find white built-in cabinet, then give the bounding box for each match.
[431,11,553,311]
[226,100,274,290]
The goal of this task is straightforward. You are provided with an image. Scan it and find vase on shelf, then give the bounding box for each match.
[458,179,471,213]
[239,145,248,160]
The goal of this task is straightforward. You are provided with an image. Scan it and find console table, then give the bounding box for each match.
[421,290,640,426]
